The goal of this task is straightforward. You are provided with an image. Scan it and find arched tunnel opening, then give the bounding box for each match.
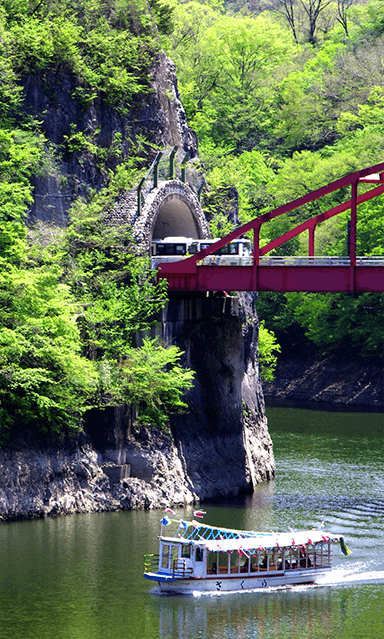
[151,196,204,241]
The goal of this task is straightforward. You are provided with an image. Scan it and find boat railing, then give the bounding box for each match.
[143,553,159,573]
[172,558,194,578]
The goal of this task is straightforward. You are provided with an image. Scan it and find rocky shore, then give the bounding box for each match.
[263,350,383,410]
[0,293,276,522]
[0,427,197,522]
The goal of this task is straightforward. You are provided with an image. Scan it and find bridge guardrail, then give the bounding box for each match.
[152,255,384,269]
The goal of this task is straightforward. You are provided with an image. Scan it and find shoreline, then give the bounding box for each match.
[265,398,383,413]
[262,350,383,411]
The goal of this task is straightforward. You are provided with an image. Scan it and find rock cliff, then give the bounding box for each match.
[0,51,275,521]
[165,293,274,500]
[25,51,198,224]
[263,350,383,409]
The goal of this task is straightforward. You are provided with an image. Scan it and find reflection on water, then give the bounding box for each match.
[153,583,384,639]
[0,406,383,639]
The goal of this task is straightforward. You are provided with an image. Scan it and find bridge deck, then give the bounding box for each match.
[159,265,384,293]
[155,161,384,294]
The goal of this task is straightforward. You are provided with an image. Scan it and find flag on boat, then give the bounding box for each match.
[160,516,171,526]
[340,537,352,555]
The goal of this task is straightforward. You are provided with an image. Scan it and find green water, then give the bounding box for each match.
[0,406,383,639]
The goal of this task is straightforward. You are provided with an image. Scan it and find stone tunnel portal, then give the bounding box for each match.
[133,180,209,251]
[152,194,203,241]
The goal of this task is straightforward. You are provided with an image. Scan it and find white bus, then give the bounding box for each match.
[151,237,252,268]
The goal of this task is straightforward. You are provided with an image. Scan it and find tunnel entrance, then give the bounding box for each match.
[152,195,202,240]
[132,180,209,252]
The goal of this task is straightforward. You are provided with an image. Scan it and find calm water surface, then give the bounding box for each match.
[0,406,383,639]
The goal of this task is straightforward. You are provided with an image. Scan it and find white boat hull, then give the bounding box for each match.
[146,567,331,594]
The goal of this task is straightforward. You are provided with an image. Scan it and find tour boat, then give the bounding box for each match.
[143,517,351,594]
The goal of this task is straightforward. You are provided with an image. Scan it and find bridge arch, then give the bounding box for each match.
[133,180,209,250]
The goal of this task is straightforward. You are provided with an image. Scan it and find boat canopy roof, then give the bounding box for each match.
[159,518,341,552]
[161,530,339,552]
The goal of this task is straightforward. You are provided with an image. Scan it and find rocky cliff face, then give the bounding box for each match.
[0,53,276,521]
[165,293,274,500]
[0,293,275,521]
[0,429,195,522]
[263,350,383,409]
[24,51,197,223]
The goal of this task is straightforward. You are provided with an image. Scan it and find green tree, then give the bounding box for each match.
[110,337,195,428]
[0,253,98,439]
[169,9,297,152]
[258,321,281,381]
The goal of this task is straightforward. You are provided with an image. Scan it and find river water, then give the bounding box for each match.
[0,406,383,639]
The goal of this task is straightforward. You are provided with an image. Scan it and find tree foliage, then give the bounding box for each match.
[110,338,194,427]
[258,321,281,381]
[167,0,384,360]
[0,0,193,439]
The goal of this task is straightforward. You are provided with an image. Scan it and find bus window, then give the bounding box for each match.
[189,242,199,254]
[156,243,185,256]
[221,243,239,255]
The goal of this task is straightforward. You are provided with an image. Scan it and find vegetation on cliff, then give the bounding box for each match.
[0,0,195,440]
[165,0,384,360]
[1,0,382,438]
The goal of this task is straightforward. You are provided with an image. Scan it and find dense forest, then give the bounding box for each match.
[0,0,382,439]
[164,0,384,359]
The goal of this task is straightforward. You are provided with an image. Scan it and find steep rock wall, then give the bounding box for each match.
[0,53,276,521]
[0,430,195,522]
[23,52,197,223]
[163,293,275,500]
[263,350,383,409]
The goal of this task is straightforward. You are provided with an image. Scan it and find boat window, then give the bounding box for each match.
[299,547,312,568]
[313,542,331,568]
[240,554,250,574]
[272,549,284,571]
[207,552,218,575]
[250,552,259,572]
[195,547,204,562]
[230,551,240,574]
[161,544,170,570]
[182,544,191,559]
[285,547,299,570]
[171,545,179,571]
[218,551,228,575]
[259,552,268,571]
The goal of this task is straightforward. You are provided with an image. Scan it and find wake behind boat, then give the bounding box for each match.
[143,517,351,594]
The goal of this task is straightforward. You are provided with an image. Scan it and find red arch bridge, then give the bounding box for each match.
[156,162,384,293]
